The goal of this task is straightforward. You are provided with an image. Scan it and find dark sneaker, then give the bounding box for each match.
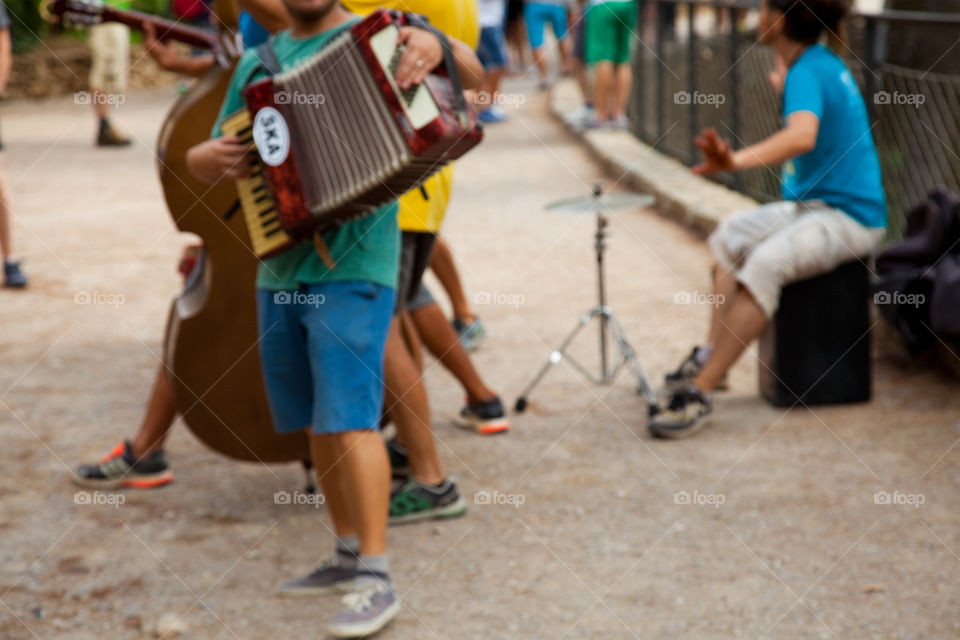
[386,438,410,480]
[454,396,510,435]
[276,559,356,597]
[649,383,713,439]
[664,346,728,393]
[389,479,467,525]
[452,316,487,352]
[3,260,27,288]
[72,441,173,489]
[97,123,131,147]
[327,576,400,638]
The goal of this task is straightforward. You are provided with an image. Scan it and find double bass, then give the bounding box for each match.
[157,0,309,462]
[44,0,307,460]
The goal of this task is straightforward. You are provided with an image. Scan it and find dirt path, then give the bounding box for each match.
[1,78,958,639]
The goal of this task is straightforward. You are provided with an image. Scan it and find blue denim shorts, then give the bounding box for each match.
[477,25,509,70]
[256,281,395,435]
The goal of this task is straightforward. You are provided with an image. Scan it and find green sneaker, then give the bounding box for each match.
[389,479,467,525]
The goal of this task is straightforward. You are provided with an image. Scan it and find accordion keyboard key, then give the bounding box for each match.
[220,109,295,258]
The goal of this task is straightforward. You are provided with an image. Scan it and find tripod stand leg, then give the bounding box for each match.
[605,312,660,416]
[514,310,598,412]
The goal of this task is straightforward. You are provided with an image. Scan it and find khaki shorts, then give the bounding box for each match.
[708,201,885,317]
[89,23,130,95]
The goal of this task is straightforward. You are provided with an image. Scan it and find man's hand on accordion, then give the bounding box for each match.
[186,137,257,185]
[394,26,444,90]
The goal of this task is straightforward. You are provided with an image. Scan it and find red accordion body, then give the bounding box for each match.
[241,9,483,242]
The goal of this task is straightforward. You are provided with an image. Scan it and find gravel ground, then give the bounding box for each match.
[1,77,959,640]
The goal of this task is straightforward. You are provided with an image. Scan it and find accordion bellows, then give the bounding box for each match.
[227,10,483,259]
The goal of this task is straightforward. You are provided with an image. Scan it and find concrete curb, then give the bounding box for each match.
[549,79,758,237]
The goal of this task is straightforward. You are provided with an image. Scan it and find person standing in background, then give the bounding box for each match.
[564,0,595,127]
[504,0,528,73]
[88,0,132,146]
[476,0,510,123]
[524,0,572,89]
[0,0,26,287]
[584,0,637,128]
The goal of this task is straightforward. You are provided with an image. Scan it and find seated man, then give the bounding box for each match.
[649,0,886,439]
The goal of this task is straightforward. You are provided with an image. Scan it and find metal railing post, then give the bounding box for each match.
[729,3,742,190]
[688,2,697,165]
[655,0,665,150]
[635,1,645,138]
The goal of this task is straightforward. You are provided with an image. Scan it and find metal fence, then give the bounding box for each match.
[629,0,960,236]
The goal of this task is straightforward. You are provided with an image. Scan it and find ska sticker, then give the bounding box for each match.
[252,107,290,167]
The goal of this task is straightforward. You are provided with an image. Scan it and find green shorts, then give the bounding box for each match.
[585,1,638,65]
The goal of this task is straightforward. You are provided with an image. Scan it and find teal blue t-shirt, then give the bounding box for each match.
[212,19,400,291]
[781,44,886,228]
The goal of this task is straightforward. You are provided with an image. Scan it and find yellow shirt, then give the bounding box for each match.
[343,0,479,232]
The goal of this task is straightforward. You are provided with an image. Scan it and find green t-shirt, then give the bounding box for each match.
[212,19,400,292]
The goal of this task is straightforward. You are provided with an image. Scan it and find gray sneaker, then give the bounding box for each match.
[276,559,356,597]
[649,383,713,439]
[327,578,400,638]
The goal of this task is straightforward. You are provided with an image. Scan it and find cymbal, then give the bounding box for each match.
[546,191,655,213]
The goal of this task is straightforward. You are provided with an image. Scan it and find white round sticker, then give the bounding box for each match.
[252,106,290,167]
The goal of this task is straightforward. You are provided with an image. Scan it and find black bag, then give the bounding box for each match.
[874,189,960,353]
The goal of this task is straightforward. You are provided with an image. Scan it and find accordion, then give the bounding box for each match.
[223,9,483,259]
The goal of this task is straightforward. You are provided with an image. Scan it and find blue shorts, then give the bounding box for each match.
[477,25,509,70]
[256,281,395,435]
[524,2,568,50]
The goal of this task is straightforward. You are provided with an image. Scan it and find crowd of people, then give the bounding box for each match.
[461,0,639,128]
[2,0,888,635]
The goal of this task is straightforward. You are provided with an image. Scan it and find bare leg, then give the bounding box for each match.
[593,61,614,120]
[573,57,591,106]
[0,157,11,262]
[309,433,355,538]
[558,37,573,75]
[410,302,496,403]
[613,63,632,119]
[694,287,767,392]
[129,364,177,458]
[93,89,108,123]
[533,46,549,83]
[383,319,445,485]
[429,236,473,323]
[311,430,390,556]
[486,67,506,104]
[507,18,528,70]
[706,264,740,347]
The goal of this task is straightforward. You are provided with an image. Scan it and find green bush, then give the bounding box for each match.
[5,0,46,53]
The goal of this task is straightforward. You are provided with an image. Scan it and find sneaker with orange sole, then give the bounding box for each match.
[454,396,510,435]
[72,441,173,489]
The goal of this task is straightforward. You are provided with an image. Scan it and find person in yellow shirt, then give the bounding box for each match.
[345,0,511,526]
